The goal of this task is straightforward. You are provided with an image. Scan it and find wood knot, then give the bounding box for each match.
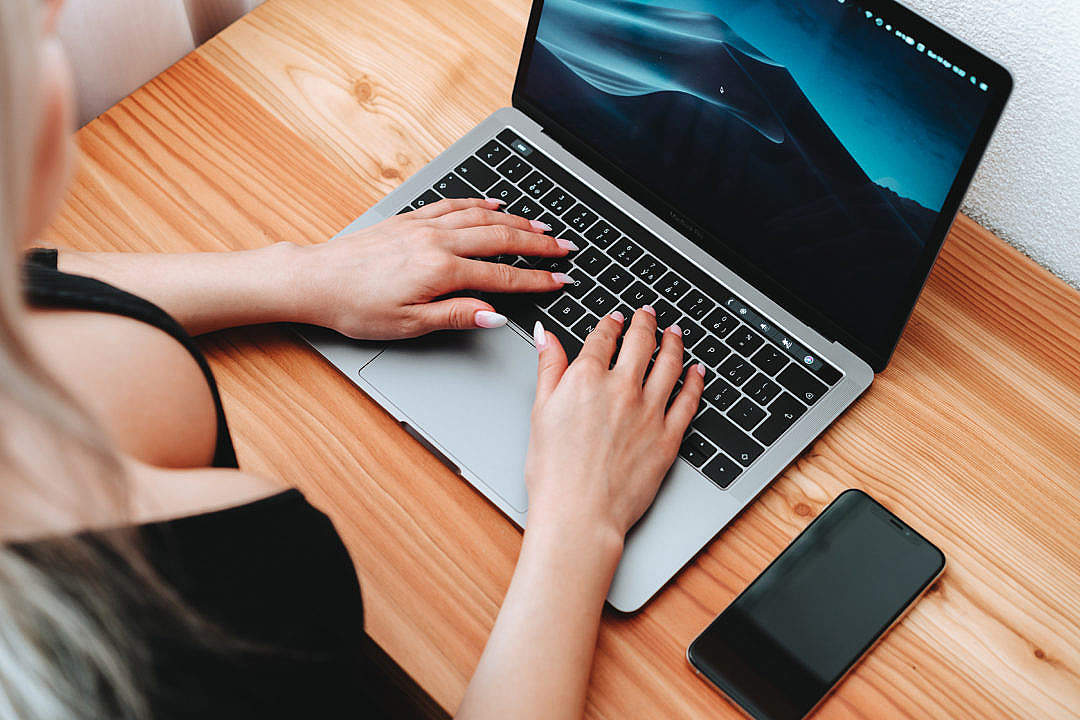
[1034,648,1046,660]
[380,166,401,180]
[353,79,373,103]
[794,502,811,516]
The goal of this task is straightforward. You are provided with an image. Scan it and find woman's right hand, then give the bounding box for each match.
[523,307,706,542]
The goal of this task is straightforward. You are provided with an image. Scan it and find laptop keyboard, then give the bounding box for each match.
[397,128,842,490]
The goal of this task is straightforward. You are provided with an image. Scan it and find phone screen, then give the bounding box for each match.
[688,489,944,720]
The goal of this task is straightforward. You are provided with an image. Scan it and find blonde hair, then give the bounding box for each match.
[0,2,148,717]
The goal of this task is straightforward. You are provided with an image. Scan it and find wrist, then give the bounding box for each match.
[256,241,316,324]
[524,503,625,573]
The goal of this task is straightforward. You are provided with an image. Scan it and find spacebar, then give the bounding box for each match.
[500,296,584,360]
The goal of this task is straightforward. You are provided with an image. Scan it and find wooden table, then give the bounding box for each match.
[44,0,1080,717]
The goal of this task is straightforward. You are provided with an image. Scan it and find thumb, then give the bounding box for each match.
[533,319,568,406]
[411,298,508,332]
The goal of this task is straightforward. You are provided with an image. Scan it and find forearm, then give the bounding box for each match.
[457,513,623,720]
[58,242,310,335]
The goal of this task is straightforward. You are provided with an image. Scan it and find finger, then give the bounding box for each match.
[406,297,508,335]
[665,363,706,437]
[533,320,569,406]
[613,306,658,381]
[430,206,546,233]
[643,323,685,404]
[454,257,573,293]
[407,197,504,219]
[445,225,577,258]
[576,310,625,368]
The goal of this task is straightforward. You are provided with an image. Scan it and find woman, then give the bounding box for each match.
[0,1,705,718]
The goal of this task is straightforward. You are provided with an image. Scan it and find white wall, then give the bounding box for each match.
[900,0,1080,287]
[58,0,263,126]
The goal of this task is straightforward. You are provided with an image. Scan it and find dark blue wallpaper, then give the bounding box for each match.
[524,0,991,353]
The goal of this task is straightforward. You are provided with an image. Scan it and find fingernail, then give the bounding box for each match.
[530,220,553,232]
[552,272,574,285]
[641,304,655,316]
[533,320,547,351]
[484,197,506,207]
[695,363,706,377]
[667,323,682,335]
[610,310,625,322]
[555,238,579,251]
[475,310,507,329]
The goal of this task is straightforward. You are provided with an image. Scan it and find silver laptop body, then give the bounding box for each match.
[300,104,873,612]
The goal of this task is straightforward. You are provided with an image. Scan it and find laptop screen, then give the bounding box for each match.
[517,0,1007,367]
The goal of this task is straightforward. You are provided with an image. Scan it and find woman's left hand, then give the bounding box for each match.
[290,197,577,340]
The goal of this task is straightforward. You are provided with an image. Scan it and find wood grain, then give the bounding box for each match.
[42,0,1080,717]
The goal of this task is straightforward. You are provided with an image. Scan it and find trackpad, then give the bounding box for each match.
[359,327,537,512]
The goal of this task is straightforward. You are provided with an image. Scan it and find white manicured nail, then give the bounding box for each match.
[533,320,547,351]
[475,310,507,328]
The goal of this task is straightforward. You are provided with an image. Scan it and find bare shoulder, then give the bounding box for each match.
[126,458,284,525]
[25,307,220,468]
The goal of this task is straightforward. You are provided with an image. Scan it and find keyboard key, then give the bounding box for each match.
[728,398,766,431]
[704,378,740,410]
[702,453,741,488]
[433,173,477,199]
[630,254,664,284]
[719,355,755,386]
[478,139,509,167]
[608,237,644,266]
[565,273,595,299]
[652,299,679,328]
[456,156,499,192]
[412,189,441,209]
[566,204,599,233]
[585,220,618,248]
[486,180,522,205]
[695,409,765,467]
[574,247,611,276]
[397,206,412,215]
[549,296,586,327]
[777,364,828,405]
[620,281,658,307]
[497,128,534,157]
[540,188,575,215]
[597,264,633,293]
[753,392,806,445]
[744,373,782,406]
[678,289,715,321]
[521,171,554,199]
[535,212,566,237]
[534,257,573,274]
[677,320,705,349]
[502,298,582,360]
[506,197,543,220]
[694,334,730,367]
[703,307,738,339]
[726,328,765,357]
[750,344,789,376]
[657,272,690,302]
[571,312,600,340]
[679,433,717,468]
[581,286,618,316]
[497,156,532,182]
[815,363,843,386]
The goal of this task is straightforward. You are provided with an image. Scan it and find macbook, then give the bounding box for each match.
[301,0,1010,611]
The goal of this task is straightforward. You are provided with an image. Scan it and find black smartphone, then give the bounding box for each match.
[687,489,945,720]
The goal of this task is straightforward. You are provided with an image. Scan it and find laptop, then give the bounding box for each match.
[301,0,1010,611]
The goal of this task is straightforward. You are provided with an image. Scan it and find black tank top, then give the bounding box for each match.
[15,250,410,717]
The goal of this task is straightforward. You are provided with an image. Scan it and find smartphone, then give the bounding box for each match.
[687,489,945,720]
